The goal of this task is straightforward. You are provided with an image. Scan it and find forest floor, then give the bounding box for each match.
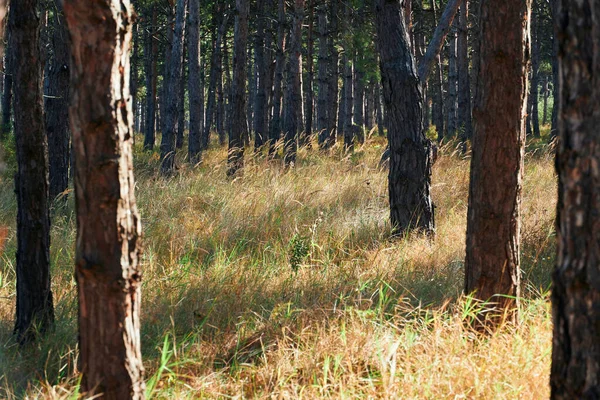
[0,131,556,399]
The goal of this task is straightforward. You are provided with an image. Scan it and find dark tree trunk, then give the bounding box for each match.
[188,0,202,163]
[464,0,530,317]
[143,5,158,151]
[457,1,472,144]
[353,52,365,144]
[160,0,187,174]
[283,0,305,164]
[316,2,329,146]
[304,0,314,143]
[543,75,549,125]
[1,30,12,139]
[131,21,139,134]
[376,0,435,236]
[446,21,458,137]
[431,0,445,140]
[550,0,558,138]
[246,45,255,146]
[269,0,285,155]
[326,0,339,146]
[12,0,54,344]
[228,0,249,175]
[254,0,268,149]
[530,0,540,138]
[46,0,71,200]
[219,34,230,146]
[176,43,186,149]
[343,52,354,150]
[551,0,600,397]
[375,78,384,137]
[64,0,145,396]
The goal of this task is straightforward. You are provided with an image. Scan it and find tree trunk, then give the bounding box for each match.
[530,0,540,137]
[446,22,458,137]
[376,0,435,236]
[326,0,339,146]
[431,0,445,140]
[64,0,145,396]
[551,0,600,397]
[464,0,530,318]
[246,45,255,146]
[254,0,268,149]
[353,52,365,144]
[304,0,314,143]
[46,0,71,200]
[457,1,472,144]
[188,0,202,163]
[550,0,558,138]
[12,0,54,344]
[375,78,384,137]
[143,5,158,151]
[160,0,187,174]
[131,22,139,134]
[269,0,285,155]
[228,0,249,175]
[543,75,548,125]
[283,0,305,164]
[1,29,12,139]
[176,43,186,149]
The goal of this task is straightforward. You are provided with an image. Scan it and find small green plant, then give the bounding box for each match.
[288,233,309,272]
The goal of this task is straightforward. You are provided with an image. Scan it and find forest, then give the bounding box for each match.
[0,0,598,398]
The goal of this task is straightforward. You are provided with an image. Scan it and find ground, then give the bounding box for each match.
[0,132,556,399]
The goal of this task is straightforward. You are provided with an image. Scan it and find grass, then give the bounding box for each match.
[0,130,557,399]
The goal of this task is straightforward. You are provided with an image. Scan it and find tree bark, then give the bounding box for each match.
[188,0,202,163]
[176,43,186,149]
[160,0,187,174]
[12,0,54,344]
[551,0,600,397]
[457,1,472,144]
[464,0,530,317]
[283,0,305,164]
[227,0,249,175]
[447,22,458,137]
[254,0,268,149]
[269,0,285,155]
[143,5,158,151]
[530,0,541,137]
[1,29,12,139]
[326,0,339,146]
[304,0,314,143]
[376,0,435,236]
[46,0,71,200]
[64,0,145,396]
[431,0,445,140]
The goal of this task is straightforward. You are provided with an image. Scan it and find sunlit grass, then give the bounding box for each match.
[0,129,556,399]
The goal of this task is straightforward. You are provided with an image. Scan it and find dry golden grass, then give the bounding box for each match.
[0,134,556,399]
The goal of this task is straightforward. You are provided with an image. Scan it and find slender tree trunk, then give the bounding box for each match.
[131,22,139,134]
[46,0,71,200]
[464,0,530,318]
[551,0,600,397]
[254,0,268,149]
[343,51,354,150]
[431,0,445,140]
[375,79,384,137]
[543,75,549,125]
[457,1,472,144]
[246,45,255,146]
[283,0,305,164]
[326,0,339,146]
[376,0,435,236]
[530,0,540,137]
[228,0,249,175]
[353,52,365,144]
[143,6,158,151]
[1,30,12,139]
[218,34,229,146]
[64,0,145,396]
[176,43,186,149]
[304,0,314,144]
[550,0,558,138]
[188,0,202,163]
[12,0,54,344]
[160,0,187,174]
[446,22,458,137]
[269,0,285,155]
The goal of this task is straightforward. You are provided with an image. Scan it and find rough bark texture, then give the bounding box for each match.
[316,4,328,145]
[46,0,71,200]
[228,0,248,175]
[64,0,145,397]
[12,0,54,344]
[304,0,314,143]
[160,0,187,174]
[188,0,202,163]
[464,0,530,315]
[143,5,158,151]
[431,0,445,140]
[457,1,472,144]
[283,0,305,164]
[376,0,435,236]
[529,0,541,138]
[326,0,339,146]
[551,0,600,397]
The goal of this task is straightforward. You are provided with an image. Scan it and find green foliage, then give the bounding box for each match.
[288,233,310,272]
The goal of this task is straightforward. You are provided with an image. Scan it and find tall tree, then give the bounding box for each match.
[188,0,202,163]
[446,21,458,137]
[325,0,339,146]
[376,0,435,235]
[228,0,249,175]
[551,0,600,397]
[254,0,268,149]
[303,0,314,144]
[11,0,54,344]
[529,0,541,138]
[269,0,285,155]
[46,0,71,200]
[143,5,158,151]
[283,0,305,164]
[464,0,531,317]
[1,30,12,139]
[64,0,145,396]
[457,1,472,144]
